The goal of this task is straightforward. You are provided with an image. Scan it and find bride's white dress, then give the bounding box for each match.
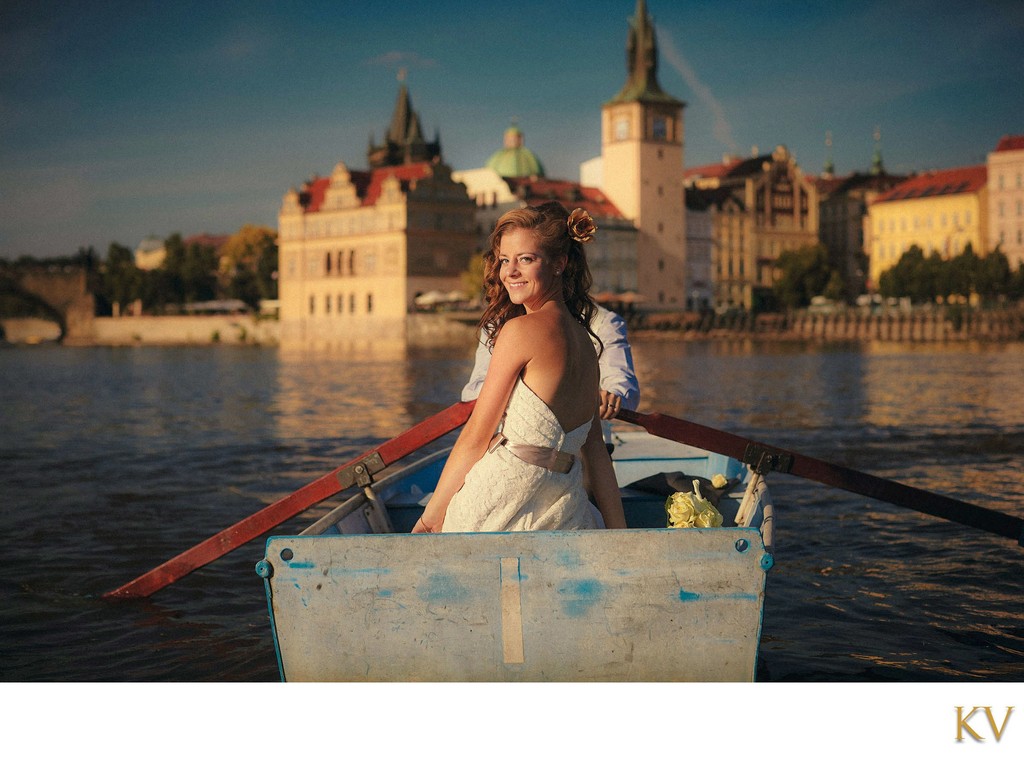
[442,378,602,532]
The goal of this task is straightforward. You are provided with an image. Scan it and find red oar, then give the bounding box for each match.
[104,400,476,599]
[616,409,1024,547]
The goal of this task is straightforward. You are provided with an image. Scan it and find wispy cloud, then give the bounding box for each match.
[658,31,740,156]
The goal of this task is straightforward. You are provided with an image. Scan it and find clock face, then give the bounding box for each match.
[614,116,629,140]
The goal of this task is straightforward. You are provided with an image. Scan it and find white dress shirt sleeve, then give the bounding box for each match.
[460,329,491,402]
[593,306,641,411]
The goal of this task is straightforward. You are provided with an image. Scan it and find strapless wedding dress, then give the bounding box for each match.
[442,378,601,532]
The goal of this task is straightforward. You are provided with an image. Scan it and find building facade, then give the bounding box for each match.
[686,146,819,310]
[817,149,908,298]
[277,86,477,339]
[987,135,1024,268]
[683,188,713,310]
[865,165,988,286]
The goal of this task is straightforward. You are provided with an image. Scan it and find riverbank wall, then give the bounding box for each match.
[75,315,281,346]
[633,306,1024,342]
[29,312,479,348]
[6,306,1023,347]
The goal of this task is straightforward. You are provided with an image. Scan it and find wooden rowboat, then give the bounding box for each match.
[104,402,1019,681]
[255,428,776,682]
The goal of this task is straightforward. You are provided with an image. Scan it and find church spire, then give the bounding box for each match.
[823,130,835,178]
[608,0,681,105]
[369,70,442,168]
[871,125,885,175]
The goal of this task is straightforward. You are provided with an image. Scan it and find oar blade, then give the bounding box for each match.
[104,401,475,599]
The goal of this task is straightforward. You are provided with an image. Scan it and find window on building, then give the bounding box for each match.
[338,293,344,313]
[309,295,315,315]
[349,294,356,314]
[652,116,667,140]
[325,252,332,274]
[367,293,374,314]
[325,294,332,314]
[349,251,356,275]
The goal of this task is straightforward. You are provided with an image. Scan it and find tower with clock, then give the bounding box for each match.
[600,0,687,308]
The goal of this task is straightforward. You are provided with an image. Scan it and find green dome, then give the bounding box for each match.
[486,124,545,177]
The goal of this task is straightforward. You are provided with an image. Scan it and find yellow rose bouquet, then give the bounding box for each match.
[666,479,724,529]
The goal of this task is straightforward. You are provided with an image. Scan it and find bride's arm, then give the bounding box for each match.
[581,411,627,529]
[414,320,532,532]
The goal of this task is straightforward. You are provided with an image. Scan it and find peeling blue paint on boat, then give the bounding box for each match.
[679,588,757,602]
[558,578,605,617]
[419,572,470,603]
[556,550,581,568]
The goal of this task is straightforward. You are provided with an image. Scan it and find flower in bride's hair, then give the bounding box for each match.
[567,208,597,243]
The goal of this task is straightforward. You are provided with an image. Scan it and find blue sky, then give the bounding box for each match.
[2,0,1022,258]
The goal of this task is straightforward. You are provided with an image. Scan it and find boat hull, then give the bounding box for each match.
[259,526,772,682]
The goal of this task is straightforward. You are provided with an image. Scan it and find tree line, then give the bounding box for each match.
[772,243,1024,309]
[5,225,278,316]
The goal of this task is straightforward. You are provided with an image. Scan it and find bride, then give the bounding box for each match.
[413,202,626,533]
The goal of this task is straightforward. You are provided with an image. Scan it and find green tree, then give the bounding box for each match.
[161,233,217,304]
[460,251,487,305]
[220,224,278,301]
[976,247,1011,305]
[1009,263,1024,301]
[947,245,979,301]
[773,244,839,308]
[878,245,937,302]
[102,242,141,314]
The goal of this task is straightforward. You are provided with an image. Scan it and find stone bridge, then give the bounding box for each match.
[0,265,95,343]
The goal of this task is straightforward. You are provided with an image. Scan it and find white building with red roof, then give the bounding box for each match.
[988,135,1024,267]
[276,84,477,340]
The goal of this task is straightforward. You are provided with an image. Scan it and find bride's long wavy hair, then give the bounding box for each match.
[478,201,601,354]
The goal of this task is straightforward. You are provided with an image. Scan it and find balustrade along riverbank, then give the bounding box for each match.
[3,305,1024,346]
[633,306,1024,343]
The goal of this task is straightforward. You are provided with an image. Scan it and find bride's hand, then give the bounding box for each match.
[412,515,441,533]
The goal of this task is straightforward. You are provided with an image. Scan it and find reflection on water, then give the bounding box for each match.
[0,336,1022,681]
[273,335,478,442]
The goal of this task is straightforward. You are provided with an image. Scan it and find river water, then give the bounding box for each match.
[1,336,1022,684]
